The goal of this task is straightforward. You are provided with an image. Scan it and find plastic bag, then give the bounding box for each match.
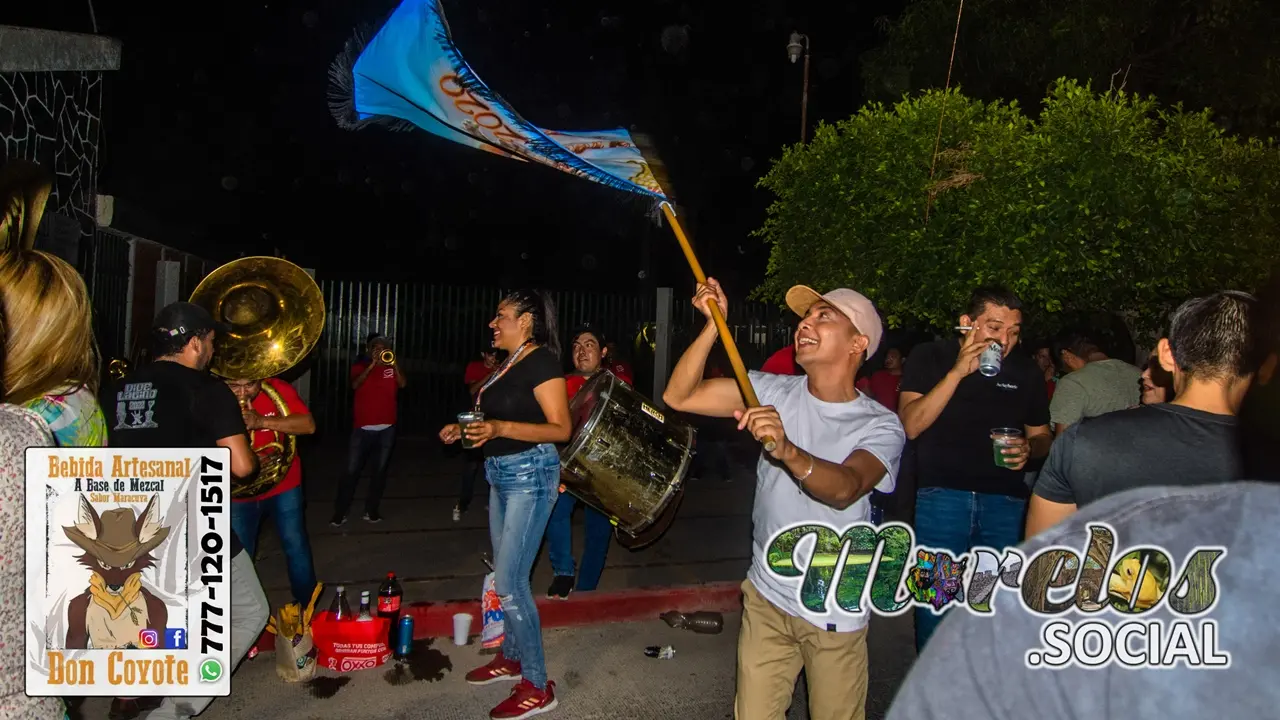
[268,583,323,682]
[481,571,504,649]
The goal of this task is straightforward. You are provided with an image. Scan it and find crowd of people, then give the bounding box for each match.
[1,227,1275,720]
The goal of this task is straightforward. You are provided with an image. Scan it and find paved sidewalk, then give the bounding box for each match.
[255,437,760,607]
[74,434,918,719]
[77,613,911,720]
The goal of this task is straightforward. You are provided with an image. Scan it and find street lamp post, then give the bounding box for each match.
[787,32,811,143]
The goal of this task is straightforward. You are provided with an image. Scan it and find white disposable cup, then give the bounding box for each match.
[452,613,473,646]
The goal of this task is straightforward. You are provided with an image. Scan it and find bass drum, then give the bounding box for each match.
[560,371,695,537]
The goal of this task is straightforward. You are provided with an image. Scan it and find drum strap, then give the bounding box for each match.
[474,338,534,411]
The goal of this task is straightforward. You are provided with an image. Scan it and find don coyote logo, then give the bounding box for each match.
[62,494,171,649]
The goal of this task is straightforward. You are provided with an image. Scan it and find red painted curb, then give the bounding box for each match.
[405,580,744,640]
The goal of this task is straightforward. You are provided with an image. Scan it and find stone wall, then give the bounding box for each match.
[0,70,103,245]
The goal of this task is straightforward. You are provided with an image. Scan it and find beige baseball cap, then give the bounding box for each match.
[785,285,884,359]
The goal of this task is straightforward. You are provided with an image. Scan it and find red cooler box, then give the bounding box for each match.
[310,611,393,673]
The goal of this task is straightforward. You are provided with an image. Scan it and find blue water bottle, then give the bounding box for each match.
[395,615,414,660]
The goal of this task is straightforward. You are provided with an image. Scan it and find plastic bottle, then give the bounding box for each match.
[378,572,404,647]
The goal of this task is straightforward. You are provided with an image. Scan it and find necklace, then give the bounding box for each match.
[474,339,534,411]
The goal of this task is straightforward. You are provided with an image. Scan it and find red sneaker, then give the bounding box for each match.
[490,679,558,719]
[465,652,522,685]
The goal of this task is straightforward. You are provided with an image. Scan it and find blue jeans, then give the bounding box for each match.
[545,492,613,591]
[334,426,396,516]
[231,486,317,606]
[913,487,1026,652]
[487,443,559,690]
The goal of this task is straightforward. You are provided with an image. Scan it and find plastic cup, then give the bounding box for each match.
[452,613,473,646]
[991,428,1024,468]
[458,412,484,449]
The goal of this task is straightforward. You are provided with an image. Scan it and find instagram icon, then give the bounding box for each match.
[138,629,159,648]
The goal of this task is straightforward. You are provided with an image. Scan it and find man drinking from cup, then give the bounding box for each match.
[897,287,1052,652]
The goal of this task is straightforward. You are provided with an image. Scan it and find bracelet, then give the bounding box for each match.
[796,450,815,486]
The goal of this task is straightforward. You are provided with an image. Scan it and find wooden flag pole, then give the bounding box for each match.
[659,201,776,452]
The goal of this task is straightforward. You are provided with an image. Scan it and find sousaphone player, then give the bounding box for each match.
[190,256,324,607]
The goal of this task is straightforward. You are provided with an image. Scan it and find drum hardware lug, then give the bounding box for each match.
[595,437,611,449]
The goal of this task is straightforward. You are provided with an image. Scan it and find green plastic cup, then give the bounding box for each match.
[991,427,1024,469]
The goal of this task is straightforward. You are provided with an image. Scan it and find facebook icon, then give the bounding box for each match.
[165,628,187,649]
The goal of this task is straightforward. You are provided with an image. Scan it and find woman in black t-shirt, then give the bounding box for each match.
[439,289,571,717]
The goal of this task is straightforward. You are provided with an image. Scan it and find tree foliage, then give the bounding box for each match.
[752,81,1280,337]
[861,0,1280,137]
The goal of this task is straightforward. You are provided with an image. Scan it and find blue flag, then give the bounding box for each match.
[329,0,669,201]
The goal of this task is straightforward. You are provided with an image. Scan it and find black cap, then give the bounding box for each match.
[366,332,390,346]
[153,302,226,339]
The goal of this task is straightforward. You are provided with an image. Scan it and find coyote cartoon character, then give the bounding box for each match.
[62,494,171,649]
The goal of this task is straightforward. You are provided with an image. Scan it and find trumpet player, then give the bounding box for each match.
[332,332,406,526]
[225,375,318,607]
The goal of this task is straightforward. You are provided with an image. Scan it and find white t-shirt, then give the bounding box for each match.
[744,371,907,633]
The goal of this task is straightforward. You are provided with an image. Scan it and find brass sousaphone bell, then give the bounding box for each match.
[190,257,325,499]
[190,256,325,381]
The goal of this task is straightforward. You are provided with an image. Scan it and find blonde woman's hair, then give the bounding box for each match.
[0,250,100,405]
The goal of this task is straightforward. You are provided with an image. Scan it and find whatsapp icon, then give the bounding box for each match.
[198,658,223,683]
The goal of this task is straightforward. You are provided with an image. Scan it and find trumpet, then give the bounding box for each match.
[107,358,132,380]
[379,349,395,364]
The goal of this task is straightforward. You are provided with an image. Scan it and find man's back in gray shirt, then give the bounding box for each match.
[1049,358,1142,428]
[1034,403,1240,508]
[888,482,1277,720]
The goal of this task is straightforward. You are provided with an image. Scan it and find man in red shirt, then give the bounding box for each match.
[546,326,631,599]
[225,375,318,606]
[856,346,904,411]
[604,341,634,383]
[454,348,499,521]
[332,333,406,525]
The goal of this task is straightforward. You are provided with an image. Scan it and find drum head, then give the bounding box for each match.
[562,370,616,462]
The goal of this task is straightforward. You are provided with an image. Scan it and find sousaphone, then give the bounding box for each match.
[190,256,325,381]
[190,256,325,499]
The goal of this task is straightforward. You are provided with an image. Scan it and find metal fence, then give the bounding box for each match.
[669,296,797,371]
[78,229,131,360]
[311,282,661,436]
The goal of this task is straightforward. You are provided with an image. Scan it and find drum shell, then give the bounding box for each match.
[559,371,694,536]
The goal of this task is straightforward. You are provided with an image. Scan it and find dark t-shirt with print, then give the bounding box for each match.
[899,339,1051,497]
[1033,403,1242,508]
[103,360,248,555]
[478,347,563,458]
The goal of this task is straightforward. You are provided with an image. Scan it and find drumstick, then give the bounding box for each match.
[659,201,777,453]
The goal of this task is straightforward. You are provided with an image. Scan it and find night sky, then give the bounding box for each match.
[14,0,899,291]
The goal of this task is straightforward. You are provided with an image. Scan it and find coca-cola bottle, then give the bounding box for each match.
[329,585,353,621]
[378,572,404,647]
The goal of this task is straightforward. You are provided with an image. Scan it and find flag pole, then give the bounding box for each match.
[659,201,776,453]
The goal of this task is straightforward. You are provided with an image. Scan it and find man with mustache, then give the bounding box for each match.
[897,287,1053,652]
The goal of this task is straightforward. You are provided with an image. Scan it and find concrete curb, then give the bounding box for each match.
[407,580,744,640]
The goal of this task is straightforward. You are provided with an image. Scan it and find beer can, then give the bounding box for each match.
[395,615,414,660]
[978,342,1003,377]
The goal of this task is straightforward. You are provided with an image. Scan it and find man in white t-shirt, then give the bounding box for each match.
[663,279,906,720]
